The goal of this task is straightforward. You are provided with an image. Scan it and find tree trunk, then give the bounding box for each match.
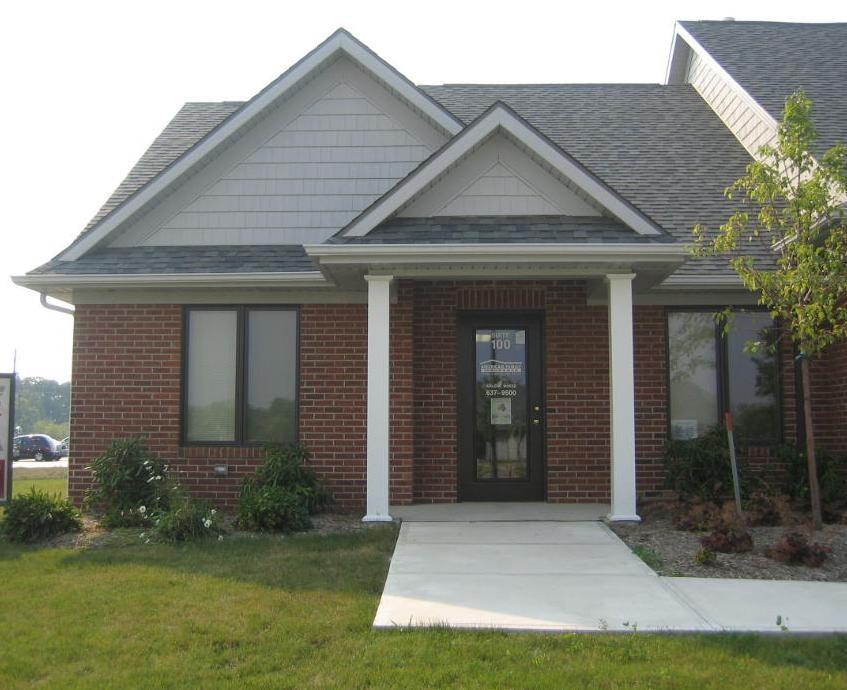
[800,356,824,529]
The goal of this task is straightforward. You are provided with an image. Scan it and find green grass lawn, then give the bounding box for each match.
[11,476,68,499]
[0,526,845,689]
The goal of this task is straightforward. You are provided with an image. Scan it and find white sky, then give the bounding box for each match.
[1,0,842,383]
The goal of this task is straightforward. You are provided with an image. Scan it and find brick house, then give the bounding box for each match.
[13,20,847,521]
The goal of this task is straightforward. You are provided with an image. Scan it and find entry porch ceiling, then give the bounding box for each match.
[304,242,687,292]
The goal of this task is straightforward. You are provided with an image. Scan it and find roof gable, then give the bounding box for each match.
[341,102,664,238]
[668,20,847,155]
[59,28,463,261]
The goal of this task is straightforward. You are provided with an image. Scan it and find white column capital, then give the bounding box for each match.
[604,273,636,283]
[364,274,394,284]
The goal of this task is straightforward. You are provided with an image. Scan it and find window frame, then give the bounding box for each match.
[665,307,783,445]
[181,304,300,447]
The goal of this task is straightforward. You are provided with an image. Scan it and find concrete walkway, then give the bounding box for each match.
[374,519,847,633]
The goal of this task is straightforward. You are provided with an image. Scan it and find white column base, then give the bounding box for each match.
[362,514,394,523]
[607,513,642,523]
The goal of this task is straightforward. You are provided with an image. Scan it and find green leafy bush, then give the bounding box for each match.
[237,484,312,532]
[775,444,846,505]
[2,488,82,543]
[236,444,327,533]
[86,437,169,526]
[147,490,224,543]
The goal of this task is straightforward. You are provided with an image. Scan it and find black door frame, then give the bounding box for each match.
[456,311,546,501]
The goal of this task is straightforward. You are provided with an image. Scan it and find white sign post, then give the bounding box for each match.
[0,373,13,504]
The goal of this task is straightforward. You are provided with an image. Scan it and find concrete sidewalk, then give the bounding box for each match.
[374,520,847,633]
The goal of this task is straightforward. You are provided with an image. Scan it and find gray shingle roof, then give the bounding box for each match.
[680,20,847,155]
[422,84,761,275]
[80,102,243,235]
[332,216,668,244]
[41,83,770,278]
[30,245,315,275]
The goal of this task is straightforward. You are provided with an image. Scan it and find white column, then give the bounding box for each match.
[606,273,640,522]
[363,274,393,522]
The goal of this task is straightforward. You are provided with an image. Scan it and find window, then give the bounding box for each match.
[668,310,779,442]
[184,307,297,445]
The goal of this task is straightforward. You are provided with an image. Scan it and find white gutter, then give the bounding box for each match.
[12,271,329,291]
[305,243,689,265]
[40,294,75,315]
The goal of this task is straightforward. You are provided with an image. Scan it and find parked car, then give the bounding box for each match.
[12,434,63,461]
[59,436,69,456]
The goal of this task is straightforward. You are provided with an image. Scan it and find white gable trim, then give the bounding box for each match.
[342,104,664,237]
[59,29,463,262]
[665,22,778,130]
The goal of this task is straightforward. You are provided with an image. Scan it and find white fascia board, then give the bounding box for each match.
[342,105,664,238]
[59,30,462,262]
[305,243,687,265]
[666,23,778,130]
[12,271,328,291]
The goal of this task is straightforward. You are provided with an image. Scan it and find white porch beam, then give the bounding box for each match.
[606,273,640,522]
[363,274,393,522]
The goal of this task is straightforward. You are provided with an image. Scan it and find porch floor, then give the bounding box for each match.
[390,502,609,522]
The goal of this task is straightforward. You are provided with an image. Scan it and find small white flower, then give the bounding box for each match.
[140,532,146,539]
[217,535,224,542]
[138,505,147,514]
[210,509,217,516]
[203,519,212,528]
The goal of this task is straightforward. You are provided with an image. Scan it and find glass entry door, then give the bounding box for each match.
[458,313,544,501]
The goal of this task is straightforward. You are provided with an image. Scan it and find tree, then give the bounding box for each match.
[13,376,71,438]
[694,91,847,529]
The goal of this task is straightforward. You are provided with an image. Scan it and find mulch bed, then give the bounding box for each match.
[609,506,847,582]
[39,512,378,550]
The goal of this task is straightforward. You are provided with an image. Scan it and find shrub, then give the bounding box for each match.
[87,437,169,525]
[695,546,717,566]
[744,491,797,527]
[664,426,738,502]
[2,488,82,543]
[236,444,326,533]
[147,490,225,543]
[237,484,312,533]
[775,444,846,506]
[700,527,753,553]
[766,532,832,567]
[699,504,754,553]
[253,444,329,513]
[673,499,721,532]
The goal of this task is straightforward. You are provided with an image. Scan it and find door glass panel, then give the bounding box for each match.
[474,328,528,480]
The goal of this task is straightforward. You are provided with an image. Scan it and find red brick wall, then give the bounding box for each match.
[811,341,847,456]
[403,280,614,504]
[69,294,841,513]
[69,303,371,511]
[633,306,668,496]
